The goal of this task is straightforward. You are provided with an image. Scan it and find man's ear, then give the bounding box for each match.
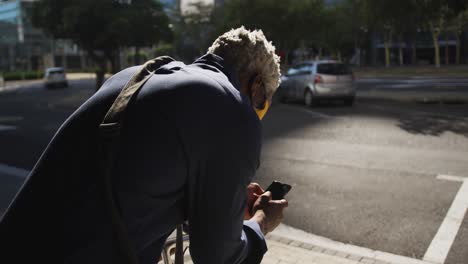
[251,75,266,109]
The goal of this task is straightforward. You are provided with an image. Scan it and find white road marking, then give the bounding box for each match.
[281,105,332,118]
[0,163,29,179]
[0,124,17,131]
[424,175,468,263]
[437,174,466,182]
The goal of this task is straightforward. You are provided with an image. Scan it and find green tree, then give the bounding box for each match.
[217,0,325,62]
[322,4,356,62]
[454,10,468,64]
[172,2,215,61]
[124,0,172,65]
[30,0,171,89]
[366,0,418,67]
[413,0,468,67]
[392,1,420,66]
[322,0,369,64]
[445,9,468,64]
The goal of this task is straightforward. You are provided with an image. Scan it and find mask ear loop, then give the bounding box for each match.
[249,75,267,110]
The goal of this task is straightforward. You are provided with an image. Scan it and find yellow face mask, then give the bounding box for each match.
[255,100,270,120]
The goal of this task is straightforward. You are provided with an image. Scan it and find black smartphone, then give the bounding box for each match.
[264,181,292,200]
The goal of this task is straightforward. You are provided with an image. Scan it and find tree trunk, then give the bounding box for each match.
[384,41,390,68]
[88,50,107,91]
[398,47,403,66]
[462,31,467,64]
[397,35,403,66]
[430,24,441,68]
[445,32,449,65]
[337,51,342,62]
[456,34,461,65]
[412,42,417,65]
[384,30,392,68]
[95,68,105,91]
[62,49,67,69]
[108,52,119,74]
[134,46,140,65]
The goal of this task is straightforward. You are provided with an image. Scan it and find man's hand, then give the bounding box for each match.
[251,191,288,235]
[244,183,264,220]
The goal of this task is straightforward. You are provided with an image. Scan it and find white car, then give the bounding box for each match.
[44,67,68,88]
[277,61,356,106]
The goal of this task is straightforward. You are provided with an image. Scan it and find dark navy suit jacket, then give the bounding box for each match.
[0,54,267,263]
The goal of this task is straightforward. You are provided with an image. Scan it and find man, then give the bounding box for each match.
[0,27,287,263]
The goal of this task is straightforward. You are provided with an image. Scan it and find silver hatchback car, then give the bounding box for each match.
[44,67,68,88]
[277,61,356,106]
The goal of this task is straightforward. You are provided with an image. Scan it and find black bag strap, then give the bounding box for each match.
[98,56,176,264]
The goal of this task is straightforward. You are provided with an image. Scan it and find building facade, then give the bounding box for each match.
[0,0,49,71]
[0,0,89,72]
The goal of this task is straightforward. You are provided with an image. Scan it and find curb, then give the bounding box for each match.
[268,224,435,264]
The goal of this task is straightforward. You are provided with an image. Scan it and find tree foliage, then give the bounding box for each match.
[30,0,172,88]
[217,0,325,51]
[412,0,468,67]
[172,2,216,61]
[123,0,172,64]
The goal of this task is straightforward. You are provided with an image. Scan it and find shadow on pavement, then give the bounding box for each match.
[265,98,468,141]
[398,114,468,137]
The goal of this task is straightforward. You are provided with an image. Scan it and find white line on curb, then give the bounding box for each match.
[0,164,29,179]
[424,175,468,264]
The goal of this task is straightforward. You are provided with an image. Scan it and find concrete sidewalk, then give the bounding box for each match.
[261,224,433,264]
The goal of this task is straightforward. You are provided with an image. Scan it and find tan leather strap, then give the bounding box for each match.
[102,56,175,125]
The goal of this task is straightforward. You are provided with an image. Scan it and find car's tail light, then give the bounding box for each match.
[352,73,356,81]
[314,75,323,84]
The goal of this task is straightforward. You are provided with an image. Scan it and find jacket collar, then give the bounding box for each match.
[192,53,241,91]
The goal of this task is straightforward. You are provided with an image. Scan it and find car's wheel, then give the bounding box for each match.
[344,97,355,106]
[304,90,316,107]
[63,81,69,88]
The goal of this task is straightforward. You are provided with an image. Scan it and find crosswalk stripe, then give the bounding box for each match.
[424,176,468,263]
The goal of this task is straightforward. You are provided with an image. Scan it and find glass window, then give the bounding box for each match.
[287,65,301,76]
[298,64,313,74]
[317,63,352,75]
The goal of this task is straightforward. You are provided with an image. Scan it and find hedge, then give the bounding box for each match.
[1,71,44,81]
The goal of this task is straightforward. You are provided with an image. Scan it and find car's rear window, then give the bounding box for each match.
[317,64,352,75]
[49,69,64,74]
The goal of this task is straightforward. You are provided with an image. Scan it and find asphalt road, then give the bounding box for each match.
[0,77,467,264]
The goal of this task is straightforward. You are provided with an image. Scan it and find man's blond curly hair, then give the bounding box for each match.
[207,26,281,99]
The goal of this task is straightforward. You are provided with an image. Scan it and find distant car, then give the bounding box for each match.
[277,61,356,106]
[44,67,68,88]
